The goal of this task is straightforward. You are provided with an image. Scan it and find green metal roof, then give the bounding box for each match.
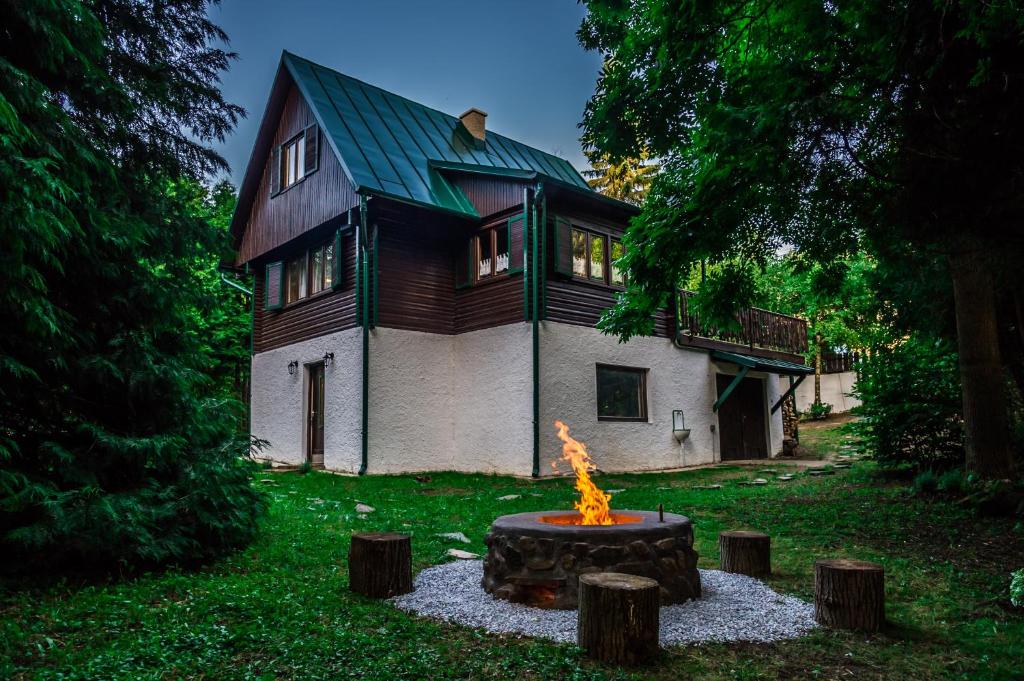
[282,52,592,217]
[710,350,813,376]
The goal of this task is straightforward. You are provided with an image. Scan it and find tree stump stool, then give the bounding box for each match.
[814,559,884,631]
[348,532,413,598]
[577,572,660,665]
[719,531,771,576]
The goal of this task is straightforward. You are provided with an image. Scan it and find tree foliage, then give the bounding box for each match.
[582,150,659,205]
[0,1,265,569]
[579,0,1024,476]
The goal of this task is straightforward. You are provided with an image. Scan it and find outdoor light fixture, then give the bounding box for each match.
[323,352,334,368]
[287,360,299,375]
[672,409,691,443]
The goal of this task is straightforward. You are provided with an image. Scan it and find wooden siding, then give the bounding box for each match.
[376,220,455,334]
[236,85,359,265]
[253,231,358,353]
[542,209,673,338]
[450,174,527,218]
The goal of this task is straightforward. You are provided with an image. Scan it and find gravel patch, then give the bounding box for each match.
[392,560,817,645]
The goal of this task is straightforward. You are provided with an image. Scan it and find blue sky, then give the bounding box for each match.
[210,0,602,186]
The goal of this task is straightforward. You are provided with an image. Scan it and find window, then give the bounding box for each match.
[474,225,510,281]
[572,228,587,277]
[610,240,625,286]
[309,240,335,294]
[571,227,612,282]
[589,234,606,281]
[596,365,648,421]
[281,133,306,189]
[285,253,307,304]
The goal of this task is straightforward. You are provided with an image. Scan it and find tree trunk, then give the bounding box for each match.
[577,572,660,665]
[814,559,884,631]
[348,532,413,598]
[949,248,1013,479]
[719,531,771,576]
[814,332,823,406]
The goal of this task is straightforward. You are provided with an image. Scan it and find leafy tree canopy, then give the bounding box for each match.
[579,0,1024,477]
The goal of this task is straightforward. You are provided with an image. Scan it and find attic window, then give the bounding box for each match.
[282,134,305,188]
[272,124,319,195]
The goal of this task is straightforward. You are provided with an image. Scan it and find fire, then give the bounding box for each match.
[552,420,613,525]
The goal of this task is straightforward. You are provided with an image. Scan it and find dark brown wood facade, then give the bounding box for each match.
[236,84,359,266]
[253,230,357,353]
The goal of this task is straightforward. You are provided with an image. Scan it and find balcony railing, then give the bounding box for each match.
[675,290,808,359]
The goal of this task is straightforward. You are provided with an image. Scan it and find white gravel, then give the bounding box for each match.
[392,560,817,646]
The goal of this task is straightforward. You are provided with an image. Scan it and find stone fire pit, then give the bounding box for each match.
[481,510,701,609]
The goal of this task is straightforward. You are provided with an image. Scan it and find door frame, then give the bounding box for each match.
[714,371,770,460]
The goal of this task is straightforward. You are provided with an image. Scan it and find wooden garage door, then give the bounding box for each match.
[716,374,768,461]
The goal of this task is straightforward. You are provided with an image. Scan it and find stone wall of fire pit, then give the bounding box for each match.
[482,510,701,609]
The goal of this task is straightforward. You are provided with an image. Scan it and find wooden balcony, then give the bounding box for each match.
[674,290,809,363]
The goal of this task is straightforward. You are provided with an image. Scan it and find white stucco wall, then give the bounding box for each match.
[251,320,789,475]
[538,322,721,473]
[788,371,861,413]
[365,324,533,475]
[250,327,362,472]
[451,323,533,474]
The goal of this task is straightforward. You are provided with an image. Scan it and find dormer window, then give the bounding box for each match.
[271,124,319,195]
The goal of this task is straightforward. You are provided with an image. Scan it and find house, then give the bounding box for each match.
[231,52,812,476]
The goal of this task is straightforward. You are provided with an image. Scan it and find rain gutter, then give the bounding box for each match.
[531,182,545,477]
[358,194,370,475]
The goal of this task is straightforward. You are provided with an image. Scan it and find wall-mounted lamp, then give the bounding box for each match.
[672,409,691,443]
[323,352,334,368]
[287,360,299,375]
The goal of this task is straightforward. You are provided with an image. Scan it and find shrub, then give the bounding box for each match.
[850,337,964,471]
[937,469,965,495]
[806,401,833,420]
[1012,569,1024,608]
[913,470,939,495]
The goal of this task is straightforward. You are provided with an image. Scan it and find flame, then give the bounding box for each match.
[553,420,613,525]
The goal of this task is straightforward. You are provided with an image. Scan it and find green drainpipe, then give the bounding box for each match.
[358,195,370,475]
[531,182,544,477]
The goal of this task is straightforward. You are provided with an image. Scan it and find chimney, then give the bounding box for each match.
[459,108,487,148]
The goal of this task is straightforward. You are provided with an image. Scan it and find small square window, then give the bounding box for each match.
[596,365,648,421]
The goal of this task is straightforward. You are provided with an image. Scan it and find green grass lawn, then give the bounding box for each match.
[2,453,1022,679]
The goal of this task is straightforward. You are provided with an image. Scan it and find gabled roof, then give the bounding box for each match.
[232,51,599,241]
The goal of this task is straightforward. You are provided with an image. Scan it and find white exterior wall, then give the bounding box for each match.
[250,327,363,472]
[788,371,861,413]
[365,324,532,474]
[250,321,788,475]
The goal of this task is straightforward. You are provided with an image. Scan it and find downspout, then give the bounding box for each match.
[531,182,544,477]
[358,194,370,475]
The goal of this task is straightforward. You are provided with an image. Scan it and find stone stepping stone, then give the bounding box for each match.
[777,475,795,481]
[436,532,471,544]
[832,463,852,469]
[446,548,479,560]
[606,489,626,494]
[497,494,521,501]
[807,469,835,476]
[758,469,778,474]
[355,503,375,513]
[695,484,723,490]
[746,478,769,486]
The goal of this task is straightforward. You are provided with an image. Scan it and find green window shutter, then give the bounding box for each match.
[265,261,284,310]
[455,234,472,289]
[507,214,524,273]
[331,228,344,289]
[303,124,318,176]
[553,215,573,276]
[270,145,282,195]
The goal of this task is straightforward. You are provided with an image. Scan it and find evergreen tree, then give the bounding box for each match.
[579,0,1024,478]
[0,1,265,569]
[582,150,659,204]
